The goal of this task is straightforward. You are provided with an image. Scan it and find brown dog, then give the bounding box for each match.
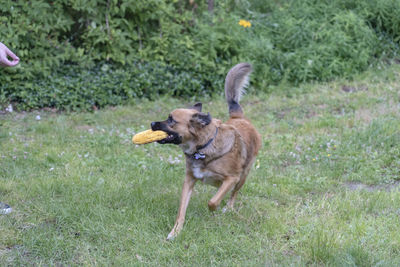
[151,63,261,240]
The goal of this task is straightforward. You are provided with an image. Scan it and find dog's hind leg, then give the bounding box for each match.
[224,159,255,212]
[223,182,244,212]
[167,174,197,240]
[208,176,239,211]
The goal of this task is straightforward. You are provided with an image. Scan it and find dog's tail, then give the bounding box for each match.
[224,62,252,118]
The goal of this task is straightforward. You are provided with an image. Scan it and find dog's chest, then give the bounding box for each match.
[190,161,219,185]
[192,165,211,179]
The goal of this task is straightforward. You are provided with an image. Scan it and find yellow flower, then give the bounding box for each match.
[328,154,331,157]
[239,19,251,28]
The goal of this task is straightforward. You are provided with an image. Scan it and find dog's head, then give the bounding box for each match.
[151,102,213,145]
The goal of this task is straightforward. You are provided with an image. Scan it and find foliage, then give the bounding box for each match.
[1,62,223,111]
[1,0,400,110]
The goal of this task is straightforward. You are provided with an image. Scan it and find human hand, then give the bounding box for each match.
[0,42,20,67]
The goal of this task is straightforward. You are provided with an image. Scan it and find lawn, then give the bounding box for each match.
[1,65,400,266]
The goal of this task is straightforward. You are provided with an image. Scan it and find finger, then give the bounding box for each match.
[7,59,19,67]
[5,46,19,61]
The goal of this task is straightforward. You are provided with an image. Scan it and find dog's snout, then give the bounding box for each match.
[151,121,160,130]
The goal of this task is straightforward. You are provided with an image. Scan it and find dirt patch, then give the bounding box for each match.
[354,108,375,124]
[0,247,12,256]
[344,181,400,192]
[75,125,96,135]
[355,100,400,124]
[273,108,293,119]
[0,245,36,265]
[342,84,368,93]
[0,245,21,263]
[75,125,94,131]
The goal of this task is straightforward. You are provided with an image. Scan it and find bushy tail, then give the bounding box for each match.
[224,62,252,117]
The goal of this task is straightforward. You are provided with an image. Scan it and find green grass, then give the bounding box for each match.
[1,64,400,266]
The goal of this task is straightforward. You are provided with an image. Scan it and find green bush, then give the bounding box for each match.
[1,62,223,111]
[238,1,380,85]
[1,0,400,111]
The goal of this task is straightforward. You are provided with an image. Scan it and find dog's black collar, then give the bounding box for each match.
[191,127,218,160]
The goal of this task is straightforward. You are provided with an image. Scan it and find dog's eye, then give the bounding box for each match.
[167,115,176,126]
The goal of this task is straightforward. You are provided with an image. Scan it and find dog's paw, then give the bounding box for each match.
[221,206,229,214]
[222,203,235,213]
[166,231,177,241]
[167,222,184,241]
[208,200,218,211]
[166,225,181,241]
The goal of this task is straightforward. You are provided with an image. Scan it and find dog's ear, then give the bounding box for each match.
[190,102,202,112]
[190,112,212,128]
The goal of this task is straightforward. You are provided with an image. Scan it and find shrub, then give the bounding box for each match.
[1,62,224,111]
[1,0,400,111]
[237,1,380,84]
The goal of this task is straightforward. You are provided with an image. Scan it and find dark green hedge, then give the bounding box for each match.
[1,0,400,111]
[1,62,224,111]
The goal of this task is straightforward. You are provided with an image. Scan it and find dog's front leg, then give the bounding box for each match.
[167,173,196,240]
[208,176,239,211]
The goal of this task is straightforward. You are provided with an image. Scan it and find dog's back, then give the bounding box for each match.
[224,63,261,162]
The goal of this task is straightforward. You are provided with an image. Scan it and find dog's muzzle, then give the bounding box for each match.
[151,121,182,144]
